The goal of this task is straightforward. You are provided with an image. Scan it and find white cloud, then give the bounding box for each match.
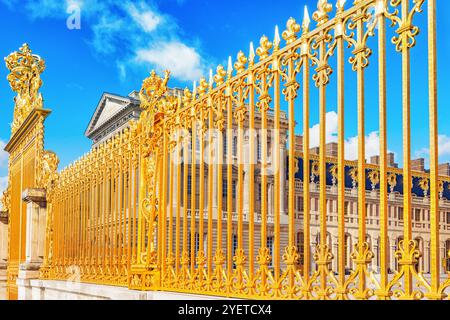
[0,140,8,169]
[309,111,338,149]
[0,176,7,194]
[136,41,203,81]
[127,2,161,33]
[0,0,208,83]
[309,111,392,161]
[414,134,450,164]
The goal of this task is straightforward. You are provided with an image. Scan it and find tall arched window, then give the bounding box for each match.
[257,134,261,161]
[233,136,238,157]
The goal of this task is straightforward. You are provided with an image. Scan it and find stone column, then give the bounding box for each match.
[0,210,8,300]
[17,189,47,300]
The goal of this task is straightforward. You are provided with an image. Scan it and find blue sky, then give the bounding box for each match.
[0,0,449,192]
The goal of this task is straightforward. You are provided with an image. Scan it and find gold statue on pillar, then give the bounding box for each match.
[4,43,46,134]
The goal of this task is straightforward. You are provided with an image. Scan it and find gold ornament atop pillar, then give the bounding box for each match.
[4,44,46,135]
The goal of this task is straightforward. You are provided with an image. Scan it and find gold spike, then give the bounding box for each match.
[192,81,197,98]
[249,42,255,64]
[209,69,214,87]
[274,25,281,49]
[336,0,346,13]
[227,56,233,78]
[303,6,311,33]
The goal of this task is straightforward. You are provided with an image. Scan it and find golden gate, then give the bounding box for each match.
[2,0,449,300]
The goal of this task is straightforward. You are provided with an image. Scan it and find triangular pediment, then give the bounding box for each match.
[85,93,139,138]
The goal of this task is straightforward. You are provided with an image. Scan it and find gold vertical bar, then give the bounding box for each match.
[216,96,224,274]
[227,81,233,280]
[302,47,311,287]
[378,6,389,299]
[183,135,189,268]
[207,97,214,280]
[237,90,244,262]
[401,0,412,296]
[248,72,255,281]
[127,149,133,273]
[191,109,197,273]
[162,126,169,277]
[356,8,367,295]
[318,33,328,291]
[199,108,205,263]
[176,135,182,272]
[169,142,175,268]
[427,0,441,299]
[336,24,346,290]
[261,76,268,252]
[274,55,282,282]
[137,144,145,265]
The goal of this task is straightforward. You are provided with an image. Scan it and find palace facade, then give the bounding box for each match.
[84,89,450,276]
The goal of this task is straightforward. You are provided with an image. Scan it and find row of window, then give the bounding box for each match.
[294,196,450,224]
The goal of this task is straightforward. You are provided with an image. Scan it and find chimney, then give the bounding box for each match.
[310,147,320,155]
[295,135,304,152]
[387,153,396,167]
[326,142,338,157]
[411,158,425,172]
[370,155,380,165]
[439,163,450,176]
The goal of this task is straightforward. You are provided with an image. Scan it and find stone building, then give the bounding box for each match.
[84,89,450,276]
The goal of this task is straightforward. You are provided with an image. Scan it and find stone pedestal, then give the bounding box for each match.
[0,210,8,300]
[17,189,47,300]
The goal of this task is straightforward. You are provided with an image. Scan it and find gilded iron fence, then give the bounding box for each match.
[30,0,450,299]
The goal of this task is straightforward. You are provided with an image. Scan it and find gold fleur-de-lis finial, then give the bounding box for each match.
[182,88,192,106]
[313,0,333,26]
[282,17,301,44]
[214,64,227,86]
[256,35,273,60]
[234,51,248,74]
[197,77,208,96]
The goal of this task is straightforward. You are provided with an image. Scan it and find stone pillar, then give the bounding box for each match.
[17,189,47,300]
[0,210,8,300]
